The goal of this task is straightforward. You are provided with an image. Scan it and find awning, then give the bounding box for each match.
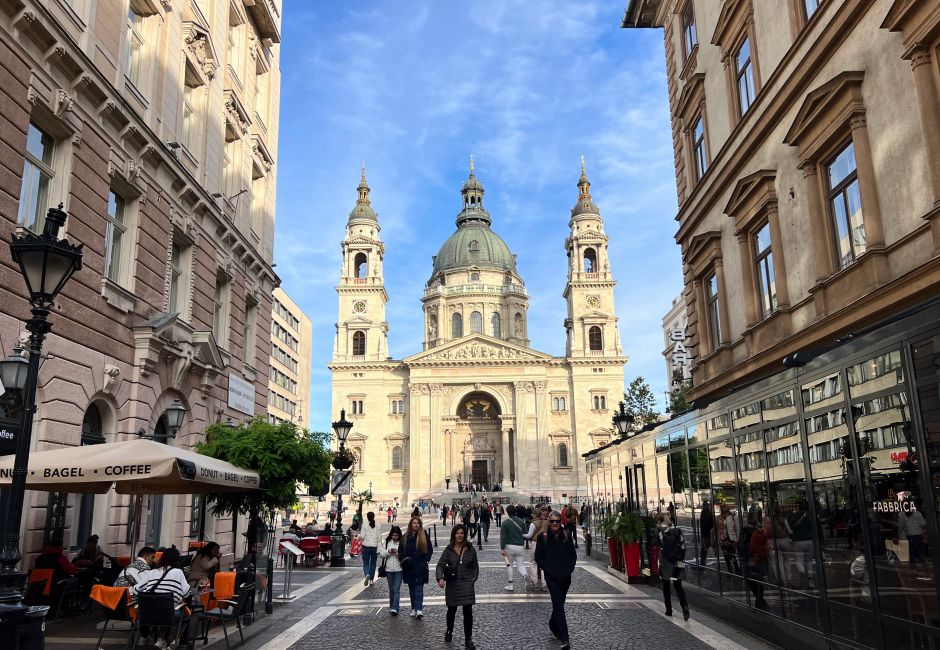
[0,438,260,494]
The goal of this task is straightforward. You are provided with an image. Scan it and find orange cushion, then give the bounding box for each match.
[29,569,54,597]
[90,584,128,611]
[208,571,236,611]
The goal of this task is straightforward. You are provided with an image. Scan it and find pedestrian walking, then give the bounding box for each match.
[563,503,579,548]
[360,512,383,586]
[530,507,548,591]
[379,526,403,615]
[436,524,479,649]
[658,513,690,620]
[535,510,576,650]
[400,516,432,618]
[480,503,492,542]
[500,504,535,591]
[387,507,393,523]
[699,500,715,566]
[494,502,503,526]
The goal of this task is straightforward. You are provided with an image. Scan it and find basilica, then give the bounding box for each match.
[329,160,628,505]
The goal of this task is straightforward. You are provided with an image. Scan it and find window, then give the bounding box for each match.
[354,253,368,278]
[583,248,597,273]
[271,368,297,393]
[391,399,405,415]
[272,344,298,372]
[826,141,866,269]
[181,76,202,154]
[213,275,230,345]
[470,272,480,282]
[735,37,756,116]
[75,403,105,546]
[391,446,403,470]
[223,140,239,197]
[588,326,603,351]
[692,115,707,181]
[168,244,185,314]
[558,443,569,467]
[470,311,483,334]
[125,7,145,87]
[227,16,243,81]
[593,395,607,410]
[350,399,364,415]
[468,240,479,252]
[272,321,298,352]
[705,272,721,350]
[18,122,54,231]
[804,0,821,18]
[352,331,366,356]
[682,1,697,58]
[753,223,776,317]
[452,312,463,338]
[255,73,268,123]
[490,312,501,338]
[553,397,567,411]
[104,191,127,282]
[274,300,301,331]
[243,297,257,366]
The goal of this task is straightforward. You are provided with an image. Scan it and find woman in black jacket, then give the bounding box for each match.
[534,510,577,650]
[399,516,433,618]
[436,524,479,648]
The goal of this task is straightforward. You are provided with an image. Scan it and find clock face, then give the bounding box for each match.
[586,295,600,309]
[353,300,366,313]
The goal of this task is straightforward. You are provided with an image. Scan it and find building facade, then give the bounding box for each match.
[0,0,281,558]
[268,287,312,427]
[330,162,628,505]
[613,0,940,647]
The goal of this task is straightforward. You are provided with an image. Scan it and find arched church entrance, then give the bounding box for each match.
[456,392,502,488]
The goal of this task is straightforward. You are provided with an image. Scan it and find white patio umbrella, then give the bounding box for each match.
[0,438,261,549]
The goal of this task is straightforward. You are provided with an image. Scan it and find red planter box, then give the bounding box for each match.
[608,538,624,571]
[649,546,660,577]
[623,542,641,577]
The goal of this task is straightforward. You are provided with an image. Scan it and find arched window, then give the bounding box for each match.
[470,311,483,334]
[352,331,366,356]
[584,248,597,273]
[354,252,368,278]
[588,326,603,351]
[560,397,566,410]
[452,312,463,338]
[491,312,501,338]
[391,445,403,470]
[558,443,569,467]
[468,240,480,252]
[145,415,169,545]
[76,403,106,545]
[513,312,524,338]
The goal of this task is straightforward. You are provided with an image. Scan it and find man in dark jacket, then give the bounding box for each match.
[535,510,577,650]
[480,504,492,542]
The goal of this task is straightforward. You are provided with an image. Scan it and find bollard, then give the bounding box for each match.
[432,524,437,547]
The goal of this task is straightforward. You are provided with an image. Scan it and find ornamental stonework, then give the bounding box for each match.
[425,342,531,360]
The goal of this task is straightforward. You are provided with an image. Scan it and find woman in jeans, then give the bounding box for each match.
[379,526,403,615]
[400,516,433,618]
[359,512,383,586]
[436,524,479,648]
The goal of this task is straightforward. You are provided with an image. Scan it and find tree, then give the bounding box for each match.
[350,488,375,524]
[196,419,332,521]
[669,382,692,415]
[622,376,660,432]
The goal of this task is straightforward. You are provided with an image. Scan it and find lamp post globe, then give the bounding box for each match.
[0,205,82,629]
[612,401,633,437]
[0,349,27,393]
[165,398,187,436]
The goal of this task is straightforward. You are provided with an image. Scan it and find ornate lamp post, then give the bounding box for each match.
[0,205,82,629]
[612,401,634,437]
[330,409,353,567]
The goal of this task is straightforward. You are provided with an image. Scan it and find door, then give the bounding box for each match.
[471,460,488,486]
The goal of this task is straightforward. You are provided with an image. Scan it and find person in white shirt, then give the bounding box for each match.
[379,526,404,615]
[135,548,189,604]
[114,546,155,590]
[360,512,384,585]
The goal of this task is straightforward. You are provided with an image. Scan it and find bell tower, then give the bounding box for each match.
[563,158,622,358]
[334,164,389,362]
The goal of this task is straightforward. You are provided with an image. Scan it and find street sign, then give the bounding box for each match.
[331,469,352,495]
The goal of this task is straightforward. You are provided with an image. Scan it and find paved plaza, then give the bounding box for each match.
[44,528,775,650]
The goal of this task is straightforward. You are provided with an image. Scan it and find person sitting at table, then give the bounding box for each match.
[115,546,156,590]
[322,522,334,536]
[282,528,301,543]
[303,522,317,537]
[289,519,303,535]
[188,542,220,587]
[35,537,78,583]
[73,534,105,569]
[136,547,190,604]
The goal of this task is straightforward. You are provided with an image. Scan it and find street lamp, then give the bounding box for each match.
[0,349,27,393]
[0,205,82,616]
[612,401,634,437]
[330,409,353,567]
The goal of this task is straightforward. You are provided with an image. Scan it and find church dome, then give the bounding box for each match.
[432,224,516,276]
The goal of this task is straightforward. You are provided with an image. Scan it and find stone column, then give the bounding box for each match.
[713,257,731,345]
[736,231,759,327]
[799,161,835,282]
[767,203,790,308]
[429,384,444,491]
[849,114,885,249]
[910,46,940,207]
[512,382,530,487]
[534,381,550,493]
[407,383,428,497]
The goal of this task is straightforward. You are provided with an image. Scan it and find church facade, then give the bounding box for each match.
[329,161,628,504]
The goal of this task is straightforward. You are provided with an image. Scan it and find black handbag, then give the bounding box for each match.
[443,563,458,582]
[378,558,388,578]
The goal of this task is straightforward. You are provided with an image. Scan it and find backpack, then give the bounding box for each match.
[661,528,683,564]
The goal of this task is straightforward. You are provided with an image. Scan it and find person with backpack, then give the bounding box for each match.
[658,513,690,621]
[535,510,576,650]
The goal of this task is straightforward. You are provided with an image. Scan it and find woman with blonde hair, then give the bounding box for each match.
[400,515,433,618]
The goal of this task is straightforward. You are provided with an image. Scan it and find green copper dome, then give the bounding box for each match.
[432,224,517,276]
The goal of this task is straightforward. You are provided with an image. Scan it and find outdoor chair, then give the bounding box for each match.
[194,582,254,649]
[128,591,188,649]
[89,584,135,649]
[25,569,54,605]
[276,538,292,567]
[298,538,319,567]
[317,535,331,563]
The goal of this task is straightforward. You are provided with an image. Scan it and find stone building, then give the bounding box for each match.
[0,0,281,557]
[268,287,312,427]
[330,161,628,505]
[661,294,691,394]
[613,1,940,647]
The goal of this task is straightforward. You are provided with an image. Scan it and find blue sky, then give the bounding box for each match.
[274,1,683,434]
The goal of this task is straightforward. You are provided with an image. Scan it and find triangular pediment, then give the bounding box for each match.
[343,315,373,326]
[578,310,610,320]
[784,71,865,146]
[404,334,552,364]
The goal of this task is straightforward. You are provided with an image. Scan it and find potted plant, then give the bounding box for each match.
[616,511,645,578]
[599,516,624,572]
[331,447,357,470]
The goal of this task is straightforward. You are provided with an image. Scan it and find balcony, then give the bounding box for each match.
[243,0,281,43]
[423,283,528,300]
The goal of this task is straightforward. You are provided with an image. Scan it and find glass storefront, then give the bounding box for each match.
[584,304,940,649]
